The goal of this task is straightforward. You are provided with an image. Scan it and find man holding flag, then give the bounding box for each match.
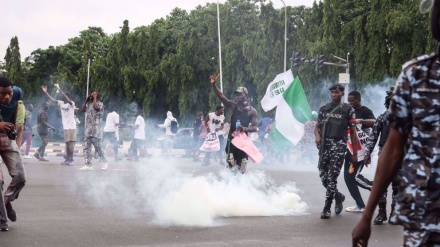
[314,83,358,219]
[210,74,258,174]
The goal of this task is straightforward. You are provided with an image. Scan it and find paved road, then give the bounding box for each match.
[1,154,402,247]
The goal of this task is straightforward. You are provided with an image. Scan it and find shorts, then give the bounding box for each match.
[64,129,76,142]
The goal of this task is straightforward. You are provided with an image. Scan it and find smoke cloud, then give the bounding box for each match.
[72,158,308,227]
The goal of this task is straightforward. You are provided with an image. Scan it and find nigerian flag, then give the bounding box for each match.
[261,71,312,153]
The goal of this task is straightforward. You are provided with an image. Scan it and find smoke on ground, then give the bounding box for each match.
[72,159,308,227]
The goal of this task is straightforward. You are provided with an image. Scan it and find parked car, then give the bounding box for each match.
[173,128,194,149]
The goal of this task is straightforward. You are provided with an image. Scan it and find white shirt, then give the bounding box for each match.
[103,111,119,132]
[57,100,76,130]
[208,112,225,136]
[134,115,145,140]
[103,111,120,140]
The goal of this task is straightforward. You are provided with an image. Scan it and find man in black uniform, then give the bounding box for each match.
[363,88,398,225]
[314,83,358,219]
[210,74,258,174]
[344,91,376,213]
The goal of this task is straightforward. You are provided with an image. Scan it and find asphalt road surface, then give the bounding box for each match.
[1,154,402,247]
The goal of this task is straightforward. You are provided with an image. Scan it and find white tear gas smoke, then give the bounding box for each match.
[73,159,308,227]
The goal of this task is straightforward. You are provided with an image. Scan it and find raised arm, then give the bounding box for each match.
[210,74,234,108]
[53,83,73,105]
[41,85,58,104]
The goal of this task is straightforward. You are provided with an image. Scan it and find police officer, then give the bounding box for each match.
[353,0,440,245]
[314,83,358,219]
[363,88,399,225]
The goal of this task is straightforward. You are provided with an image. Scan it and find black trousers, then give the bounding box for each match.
[343,151,372,208]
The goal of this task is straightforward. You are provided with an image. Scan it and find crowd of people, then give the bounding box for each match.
[1,2,440,245]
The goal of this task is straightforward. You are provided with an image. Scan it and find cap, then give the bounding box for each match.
[386,87,394,94]
[329,83,345,92]
[235,86,248,94]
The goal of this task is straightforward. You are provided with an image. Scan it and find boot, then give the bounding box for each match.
[388,202,396,224]
[373,202,387,225]
[334,192,345,215]
[320,199,332,219]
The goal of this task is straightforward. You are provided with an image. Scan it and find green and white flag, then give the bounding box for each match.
[261,71,312,152]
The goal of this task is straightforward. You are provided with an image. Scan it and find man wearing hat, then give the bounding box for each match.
[209,74,258,173]
[314,83,358,219]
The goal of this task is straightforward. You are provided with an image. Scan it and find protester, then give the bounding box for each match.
[314,83,357,219]
[297,111,318,161]
[79,92,108,170]
[352,2,440,245]
[15,99,25,148]
[34,102,55,162]
[127,110,145,162]
[158,111,178,155]
[344,91,376,213]
[192,112,203,162]
[203,105,225,166]
[41,84,77,165]
[194,114,208,162]
[102,107,120,162]
[363,87,397,225]
[257,112,273,155]
[21,103,33,159]
[210,74,258,174]
[0,76,26,228]
[0,164,7,231]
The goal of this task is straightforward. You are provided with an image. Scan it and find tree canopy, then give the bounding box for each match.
[1,0,434,124]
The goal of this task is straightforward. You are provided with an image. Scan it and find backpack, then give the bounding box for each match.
[170,119,178,134]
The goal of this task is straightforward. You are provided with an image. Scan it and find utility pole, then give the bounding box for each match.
[315,53,350,102]
[281,0,287,72]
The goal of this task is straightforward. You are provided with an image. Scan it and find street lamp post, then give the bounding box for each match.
[216,0,223,92]
[281,0,287,72]
[84,57,91,130]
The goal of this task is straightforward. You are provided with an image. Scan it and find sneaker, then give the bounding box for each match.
[39,157,49,162]
[0,220,8,231]
[101,163,109,170]
[61,160,74,166]
[23,155,32,159]
[345,205,364,213]
[79,165,93,171]
[33,152,40,160]
[5,202,16,222]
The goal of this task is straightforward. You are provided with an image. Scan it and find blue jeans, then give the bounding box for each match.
[128,139,143,158]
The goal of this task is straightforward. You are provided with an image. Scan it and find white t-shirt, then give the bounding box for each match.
[134,115,145,140]
[57,100,76,130]
[103,111,119,132]
[208,112,225,136]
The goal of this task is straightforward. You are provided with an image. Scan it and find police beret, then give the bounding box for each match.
[329,83,345,91]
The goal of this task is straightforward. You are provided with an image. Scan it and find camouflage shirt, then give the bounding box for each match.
[84,101,104,138]
[364,111,389,156]
[388,53,440,231]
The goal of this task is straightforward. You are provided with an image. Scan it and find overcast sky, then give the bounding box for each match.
[1,0,316,61]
